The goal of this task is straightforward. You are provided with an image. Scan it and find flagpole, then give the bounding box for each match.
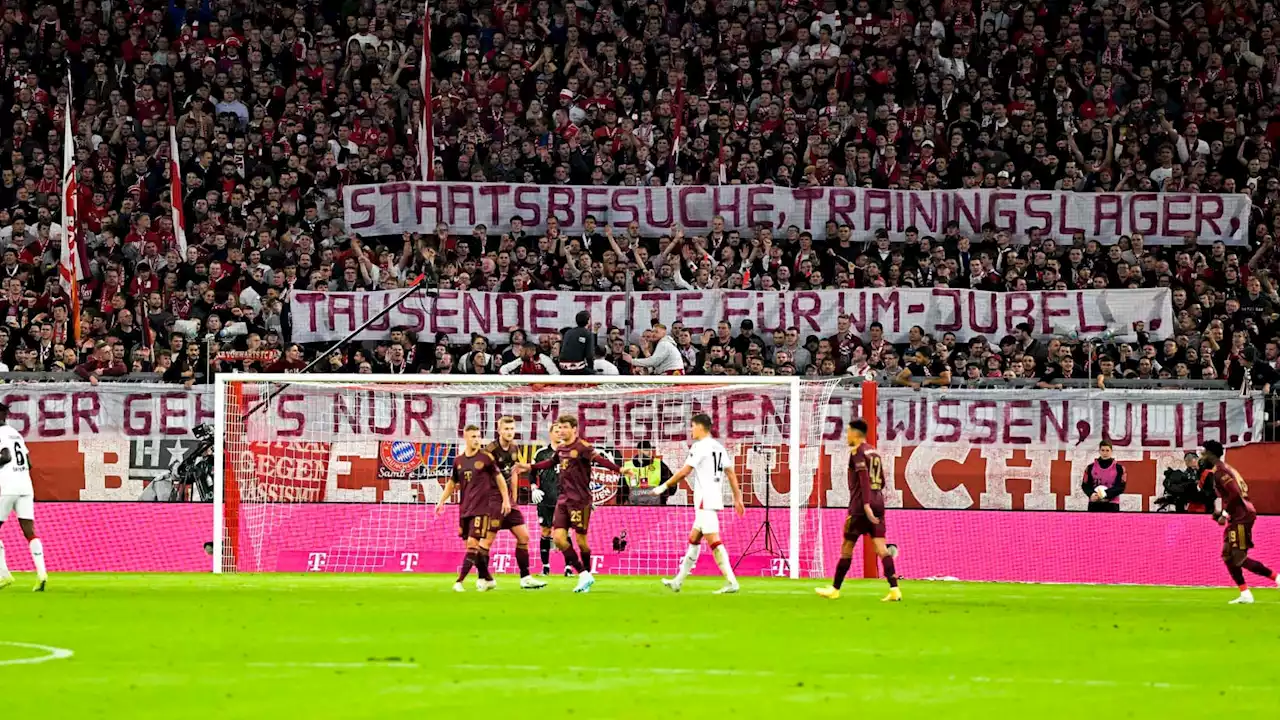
[671,77,683,179]
[421,1,435,181]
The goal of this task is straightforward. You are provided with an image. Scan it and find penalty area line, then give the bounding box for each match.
[0,642,74,667]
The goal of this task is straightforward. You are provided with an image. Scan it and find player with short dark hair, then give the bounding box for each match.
[518,414,634,593]
[650,413,746,594]
[816,418,901,602]
[436,425,510,592]
[1201,441,1277,604]
[487,416,547,589]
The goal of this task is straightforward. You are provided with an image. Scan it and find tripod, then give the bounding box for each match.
[734,472,788,575]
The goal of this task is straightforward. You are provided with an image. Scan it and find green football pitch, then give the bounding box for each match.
[1,574,1277,718]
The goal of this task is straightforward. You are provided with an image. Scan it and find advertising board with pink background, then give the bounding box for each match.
[1,383,1273,586]
[4,504,1273,588]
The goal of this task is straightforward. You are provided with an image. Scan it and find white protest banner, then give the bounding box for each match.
[343,182,1251,245]
[288,287,1173,344]
[0,384,213,442]
[6,383,1266,513]
[245,383,1262,453]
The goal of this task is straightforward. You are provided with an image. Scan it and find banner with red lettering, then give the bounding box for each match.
[0,384,213,441]
[343,182,1251,245]
[288,287,1172,345]
[245,384,1260,451]
[10,383,1278,513]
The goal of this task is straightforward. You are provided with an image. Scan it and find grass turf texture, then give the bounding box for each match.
[1,574,1278,718]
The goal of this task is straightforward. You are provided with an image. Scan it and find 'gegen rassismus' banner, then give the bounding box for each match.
[288,287,1173,345]
[343,182,1251,245]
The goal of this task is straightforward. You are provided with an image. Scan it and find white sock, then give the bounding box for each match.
[29,538,46,580]
[0,540,8,576]
[674,544,700,583]
[712,544,737,586]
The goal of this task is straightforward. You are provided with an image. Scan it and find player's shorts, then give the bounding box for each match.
[691,509,720,536]
[0,494,34,521]
[843,511,886,541]
[537,502,556,529]
[552,502,592,534]
[1222,513,1256,565]
[459,514,501,541]
[499,507,527,530]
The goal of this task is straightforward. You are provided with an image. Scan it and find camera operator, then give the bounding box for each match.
[140,424,215,502]
[1156,451,1217,513]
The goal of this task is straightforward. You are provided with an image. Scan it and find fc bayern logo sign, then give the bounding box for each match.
[380,441,422,474]
[589,445,621,506]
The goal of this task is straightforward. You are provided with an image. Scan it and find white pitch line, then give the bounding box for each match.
[452,663,1252,692]
[245,661,1268,693]
[0,642,74,666]
[250,661,420,669]
[738,587,1249,606]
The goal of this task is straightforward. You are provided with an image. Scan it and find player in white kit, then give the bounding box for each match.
[650,413,745,594]
[0,403,47,591]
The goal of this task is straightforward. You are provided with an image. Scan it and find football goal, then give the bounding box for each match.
[214,375,871,578]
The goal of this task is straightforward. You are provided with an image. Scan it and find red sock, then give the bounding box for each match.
[515,547,531,577]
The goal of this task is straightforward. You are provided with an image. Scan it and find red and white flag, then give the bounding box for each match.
[59,72,84,342]
[420,3,435,181]
[168,97,188,254]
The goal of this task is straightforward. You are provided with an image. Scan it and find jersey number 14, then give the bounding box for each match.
[712,452,724,482]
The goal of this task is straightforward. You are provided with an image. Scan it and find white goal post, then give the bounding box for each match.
[214,374,863,579]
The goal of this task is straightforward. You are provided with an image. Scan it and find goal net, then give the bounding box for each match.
[214,375,857,578]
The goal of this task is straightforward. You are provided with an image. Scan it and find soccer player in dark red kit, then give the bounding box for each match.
[1201,441,1277,604]
[816,419,902,602]
[436,425,510,592]
[487,416,547,589]
[518,415,633,593]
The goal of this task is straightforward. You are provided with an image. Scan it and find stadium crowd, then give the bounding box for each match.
[0,0,1277,394]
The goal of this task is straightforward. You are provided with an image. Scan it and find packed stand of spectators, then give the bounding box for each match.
[0,0,1277,402]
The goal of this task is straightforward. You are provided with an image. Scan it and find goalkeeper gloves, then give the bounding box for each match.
[531,487,545,504]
